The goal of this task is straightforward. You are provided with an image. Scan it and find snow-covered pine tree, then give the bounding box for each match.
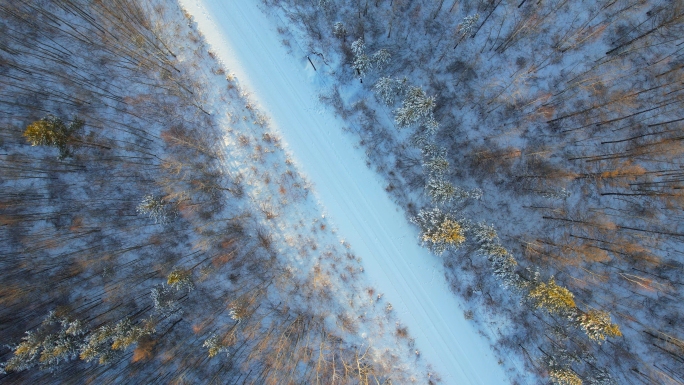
[229,302,248,323]
[528,277,576,315]
[351,39,392,78]
[420,143,446,160]
[423,116,440,136]
[425,177,458,204]
[332,22,347,39]
[79,323,116,364]
[2,331,43,372]
[587,368,617,385]
[395,86,436,128]
[373,77,408,106]
[38,317,84,372]
[374,77,396,105]
[110,318,154,351]
[423,153,450,176]
[80,317,154,364]
[549,368,582,385]
[137,195,171,224]
[351,38,372,78]
[23,115,83,159]
[458,14,480,37]
[411,207,466,255]
[574,309,621,343]
[203,333,230,357]
[2,311,85,373]
[371,48,391,70]
[151,284,182,317]
[167,268,194,292]
[542,187,571,199]
[472,222,498,245]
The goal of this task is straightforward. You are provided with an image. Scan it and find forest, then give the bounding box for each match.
[0,0,427,383]
[262,0,684,384]
[2,0,683,384]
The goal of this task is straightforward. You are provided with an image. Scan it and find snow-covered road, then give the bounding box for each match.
[178,1,508,383]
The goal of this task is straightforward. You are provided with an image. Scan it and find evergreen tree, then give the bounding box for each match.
[38,318,84,371]
[151,284,182,317]
[111,318,154,350]
[528,277,576,315]
[351,38,392,78]
[332,22,347,39]
[423,116,440,136]
[587,368,617,385]
[472,222,498,245]
[423,153,450,176]
[395,86,436,128]
[137,195,172,224]
[80,324,116,364]
[23,115,83,159]
[549,368,582,385]
[373,77,407,106]
[2,330,43,372]
[203,333,229,358]
[79,318,154,364]
[351,38,372,78]
[420,143,447,161]
[574,310,621,343]
[167,269,194,292]
[371,49,391,70]
[426,177,456,203]
[426,177,481,204]
[229,302,248,323]
[2,311,85,372]
[411,207,466,255]
[480,243,520,288]
[458,14,480,37]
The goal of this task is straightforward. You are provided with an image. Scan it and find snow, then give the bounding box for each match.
[178,0,509,383]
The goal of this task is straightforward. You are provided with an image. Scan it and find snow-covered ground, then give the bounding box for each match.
[178,1,508,383]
